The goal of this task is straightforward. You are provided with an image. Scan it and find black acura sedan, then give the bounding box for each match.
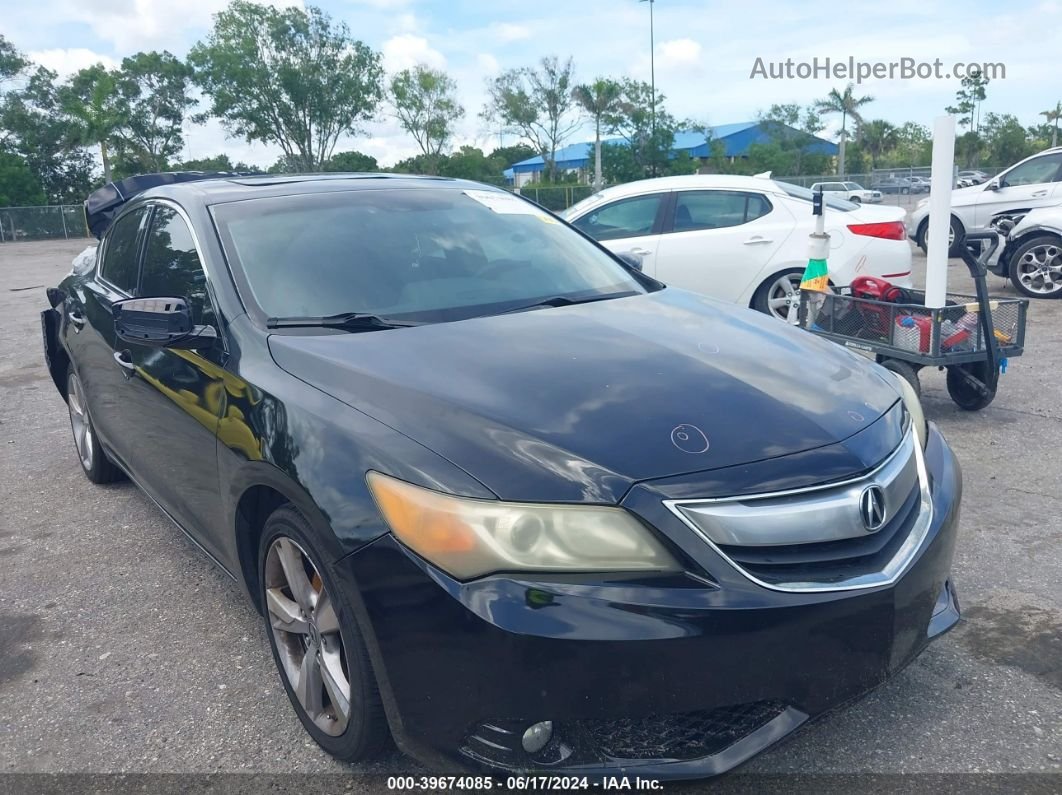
[42,172,962,779]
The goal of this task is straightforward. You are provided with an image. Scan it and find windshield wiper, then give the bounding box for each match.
[499,293,632,315]
[266,312,421,331]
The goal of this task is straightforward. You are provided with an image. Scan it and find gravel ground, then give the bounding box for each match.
[0,239,1059,784]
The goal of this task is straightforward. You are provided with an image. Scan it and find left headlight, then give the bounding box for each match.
[893,373,928,450]
[367,472,681,580]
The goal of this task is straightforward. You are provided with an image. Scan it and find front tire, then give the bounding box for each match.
[66,368,123,484]
[259,506,390,762]
[1007,235,1062,298]
[752,268,804,323]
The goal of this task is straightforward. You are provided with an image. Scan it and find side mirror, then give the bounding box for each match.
[985,179,1001,191]
[113,296,217,350]
[616,251,644,272]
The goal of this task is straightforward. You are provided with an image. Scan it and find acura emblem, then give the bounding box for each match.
[859,486,887,532]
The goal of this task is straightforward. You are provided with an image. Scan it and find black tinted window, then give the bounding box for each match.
[571,195,663,241]
[141,207,216,327]
[672,191,772,232]
[100,208,146,293]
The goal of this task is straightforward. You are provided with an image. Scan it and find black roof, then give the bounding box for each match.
[84,172,488,238]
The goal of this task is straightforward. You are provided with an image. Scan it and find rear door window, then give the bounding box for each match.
[671,191,772,231]
[99,207,148,293]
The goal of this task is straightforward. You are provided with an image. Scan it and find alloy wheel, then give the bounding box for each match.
[1015,243,1062,295]
[264,537,352,736]
[67,374,94,470]
[765,273,803,323]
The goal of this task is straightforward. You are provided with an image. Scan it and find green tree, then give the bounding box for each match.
[323,150,379,172]
[175,154,256,172]
[946,67,989,132]
[389,65,463,174]
[189,1,384,172]
[888,122,932,167]
[756,103,827,175]
[2,65,97,202]
[112,51,195,173]
[815,83,874,177]
[602,78,679,180]
[489,143,536,171]
[439,146,503,182]
[0,152,45,206]
[571,77,623,189]
[860,119,899,168]
[59,64,123,182]
[0,35,27,86]
[482,56,580,182]
[980,113,1035,166]
[1040,101,1061,148]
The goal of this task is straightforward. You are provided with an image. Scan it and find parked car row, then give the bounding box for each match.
[909,146,1062,298]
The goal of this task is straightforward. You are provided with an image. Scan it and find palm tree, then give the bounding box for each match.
[1041,101,1061,148]
[572,78,623,189]
[816,83,874,177]
[59,64,123,182]
[861,119,899,168]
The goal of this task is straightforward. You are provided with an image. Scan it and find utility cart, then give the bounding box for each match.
[797,231,1029,410]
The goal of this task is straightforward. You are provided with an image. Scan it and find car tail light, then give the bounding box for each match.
[847,221,907,240]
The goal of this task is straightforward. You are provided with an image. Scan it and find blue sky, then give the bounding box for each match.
[3,0,1060,168]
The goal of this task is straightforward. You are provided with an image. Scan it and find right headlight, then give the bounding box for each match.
[893,373,927,450]
[367,472,681,580]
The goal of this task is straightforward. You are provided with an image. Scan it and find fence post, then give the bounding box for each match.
[0,212,5,243]
[61,206,69,239]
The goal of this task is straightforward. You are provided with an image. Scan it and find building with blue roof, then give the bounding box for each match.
[505,122,837,185]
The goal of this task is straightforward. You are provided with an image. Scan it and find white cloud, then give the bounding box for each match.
[490,23,532,43]
[476,53,501,76]
[28,48,119,78]
[657,38,702,68]
[381,34,447,73]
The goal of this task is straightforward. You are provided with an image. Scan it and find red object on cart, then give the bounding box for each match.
[851,276,912,338]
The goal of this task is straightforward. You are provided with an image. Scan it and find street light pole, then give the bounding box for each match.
[640,0,656,175]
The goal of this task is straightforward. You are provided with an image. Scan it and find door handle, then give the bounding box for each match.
[113,350,136,374]
[628,247,652,256]
[744,236,774,245]
[1032,190,1048,197]
[68,310,86,329]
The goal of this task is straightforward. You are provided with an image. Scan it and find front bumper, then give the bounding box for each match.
[338,423,961,779]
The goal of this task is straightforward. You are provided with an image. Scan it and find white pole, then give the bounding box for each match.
[925,115,956,309]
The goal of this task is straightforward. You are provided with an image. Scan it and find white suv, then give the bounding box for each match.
[910,147,1062,255]
[810,181,884,204]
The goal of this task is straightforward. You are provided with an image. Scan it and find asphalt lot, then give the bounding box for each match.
[0,238,1059,780]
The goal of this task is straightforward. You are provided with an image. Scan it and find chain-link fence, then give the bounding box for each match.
[0,205,90,243]
[511,184,597,212]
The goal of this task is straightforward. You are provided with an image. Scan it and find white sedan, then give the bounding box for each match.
[810,180,884,204]
[561,174,912,321]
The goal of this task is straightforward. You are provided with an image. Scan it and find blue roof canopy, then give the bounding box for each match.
[508,122,837,173]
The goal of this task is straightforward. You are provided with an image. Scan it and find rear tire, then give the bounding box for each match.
[66,368,123,484]
[258,505,391,762]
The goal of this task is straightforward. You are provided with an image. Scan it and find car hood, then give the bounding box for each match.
[949,183,990,206]
[268,290,902,503]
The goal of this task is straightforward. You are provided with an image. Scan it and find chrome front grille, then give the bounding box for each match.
[665,429,933,593]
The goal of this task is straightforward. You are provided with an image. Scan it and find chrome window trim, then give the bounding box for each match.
[663,428,934,594]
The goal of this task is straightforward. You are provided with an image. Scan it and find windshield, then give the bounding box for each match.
[775,182,859,211]
[560,191,608,220]
[213,187,648,324]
